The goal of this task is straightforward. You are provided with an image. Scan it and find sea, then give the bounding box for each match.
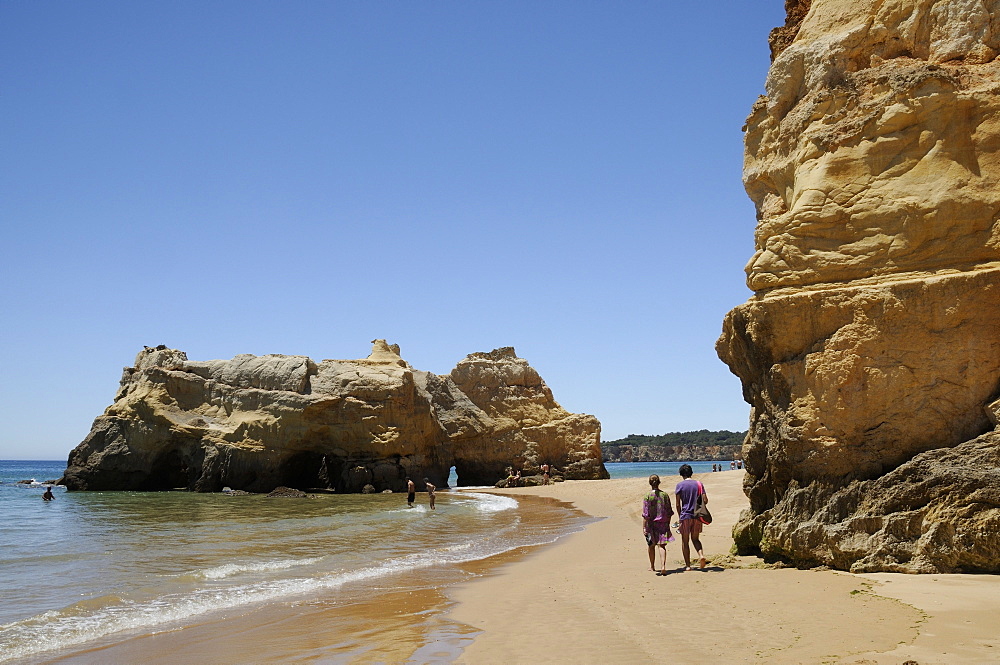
[605,460,735,480]
[0,459,730,663]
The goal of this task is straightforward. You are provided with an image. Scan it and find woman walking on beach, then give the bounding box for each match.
[675,464,707,570]
[642,474,674,575]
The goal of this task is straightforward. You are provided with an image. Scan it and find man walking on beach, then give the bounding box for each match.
[406,478,415,507]
[675,464,707,570]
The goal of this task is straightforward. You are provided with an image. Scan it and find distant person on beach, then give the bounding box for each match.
[642,474,674,575]
[675,464,707,570]
[506,468,521,487]
[424,478,436,510]
[406,478,415,507]
[737,460,743,469]
[541,463,551,485]
[42,486,54,501]
[730,460,736,470]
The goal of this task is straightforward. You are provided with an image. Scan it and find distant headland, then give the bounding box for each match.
[602,430,745,463]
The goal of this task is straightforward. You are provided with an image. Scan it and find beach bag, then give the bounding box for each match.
[694,481,712,525]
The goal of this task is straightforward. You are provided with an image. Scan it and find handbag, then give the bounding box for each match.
[694,481,712,525]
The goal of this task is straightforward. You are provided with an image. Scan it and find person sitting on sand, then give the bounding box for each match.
[506,468,521,487]
[675,464,707,570]
[642,474,674,575]
[406,478,416,507]
[424,478,436,510]
[42,486,54,501]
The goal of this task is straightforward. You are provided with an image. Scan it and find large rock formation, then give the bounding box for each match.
[717,1,1000,573]
[61,341,607,493]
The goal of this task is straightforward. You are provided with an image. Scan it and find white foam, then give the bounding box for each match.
[195,556,326,580]
[461,492,518,513]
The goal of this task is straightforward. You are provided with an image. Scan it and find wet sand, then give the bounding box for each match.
[449,471,1000,664]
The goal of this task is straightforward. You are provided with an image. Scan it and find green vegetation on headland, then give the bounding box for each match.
[602,429,746,462]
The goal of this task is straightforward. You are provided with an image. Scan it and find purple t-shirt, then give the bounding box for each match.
[675,478,702,521]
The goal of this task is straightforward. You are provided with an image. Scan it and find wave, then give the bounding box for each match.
[192,556,327,581]
[0,522,568,663]
[0,489,568,663]
[457,492,518,513]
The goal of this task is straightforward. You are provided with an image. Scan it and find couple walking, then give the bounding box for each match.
[642,464,707,575]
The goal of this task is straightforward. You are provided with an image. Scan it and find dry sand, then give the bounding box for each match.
[449,471,1000,664]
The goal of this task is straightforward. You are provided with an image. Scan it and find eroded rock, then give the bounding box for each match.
[61,341,606,493]
[718,0,1000,573]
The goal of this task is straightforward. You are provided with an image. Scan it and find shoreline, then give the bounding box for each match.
[448,472,1000,664]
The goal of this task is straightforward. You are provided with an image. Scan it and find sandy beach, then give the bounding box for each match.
[449,471,1000,664]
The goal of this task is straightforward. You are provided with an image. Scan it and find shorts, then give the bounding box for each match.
[407,492,415,503]
[645,522,673,546]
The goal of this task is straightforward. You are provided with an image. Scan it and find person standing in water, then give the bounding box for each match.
[42,486,55,501]
[424,478,436,510]
[675,464,707,570]
[406,478,416,507]
[642,474,674,575]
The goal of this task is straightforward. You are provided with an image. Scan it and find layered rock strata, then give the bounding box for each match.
[717,0,1000,573]
[61,341,607,493]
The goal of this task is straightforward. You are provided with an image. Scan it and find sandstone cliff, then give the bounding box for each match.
[61,341,607,493]
[717,0,1000,573]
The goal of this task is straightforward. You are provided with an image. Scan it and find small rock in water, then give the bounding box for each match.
[266,486,307,498]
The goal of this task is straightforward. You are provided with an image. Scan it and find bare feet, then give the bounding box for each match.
[699,557,707,569]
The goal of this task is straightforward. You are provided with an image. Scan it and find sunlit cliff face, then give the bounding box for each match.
[743,1,1000,292]
[716,1,1000,573]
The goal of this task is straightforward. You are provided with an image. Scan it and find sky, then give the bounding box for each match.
[1,2,786,460]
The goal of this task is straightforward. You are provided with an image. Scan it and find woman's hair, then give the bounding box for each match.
[679,464,693,478]
[648,474,660,488]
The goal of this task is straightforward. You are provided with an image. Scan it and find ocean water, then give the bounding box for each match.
[0,461,589,663]
[605,460,739,479]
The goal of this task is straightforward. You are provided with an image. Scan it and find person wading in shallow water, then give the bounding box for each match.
[675,464,707,570]
[424,478,436,510]
[642,474,674,575]
[42,486,55,501]
[406,478,416,507]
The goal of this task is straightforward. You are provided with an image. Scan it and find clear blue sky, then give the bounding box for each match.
[1,2,785,460]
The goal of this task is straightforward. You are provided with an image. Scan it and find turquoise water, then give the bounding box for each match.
[605,460,738,479]
[0,461,588,663]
